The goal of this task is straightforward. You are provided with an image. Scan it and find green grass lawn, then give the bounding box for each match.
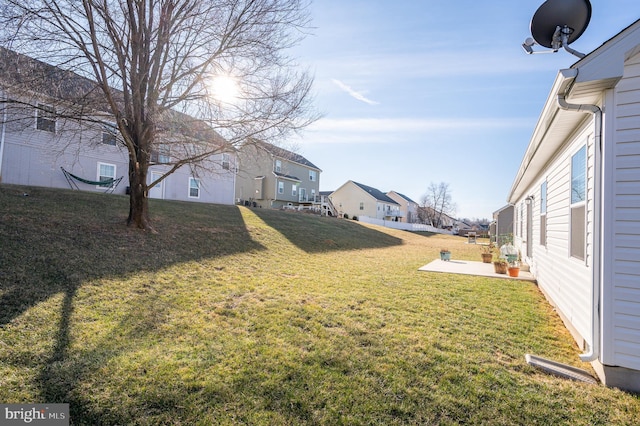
[1,185,638,425]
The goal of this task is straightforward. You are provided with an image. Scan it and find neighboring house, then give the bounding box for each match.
[330,180,401,220]
[235,140,321,210]
[492,204,514,246]
[417,205,457,229]
[387,191,419,223]
[0,48,236,205]
[507,20,640,392]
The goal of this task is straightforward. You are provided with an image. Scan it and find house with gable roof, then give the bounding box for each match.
[235,140,321,210]
[0,47,237,205]
[506,19,640,391]
[387,191,419,223]
[329,180,401,220]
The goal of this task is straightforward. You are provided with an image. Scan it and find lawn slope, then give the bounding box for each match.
[1,185,638,425]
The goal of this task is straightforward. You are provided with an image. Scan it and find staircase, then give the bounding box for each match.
[321,195,338,217]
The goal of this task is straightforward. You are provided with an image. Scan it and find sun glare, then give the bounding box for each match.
[209,75,240,104]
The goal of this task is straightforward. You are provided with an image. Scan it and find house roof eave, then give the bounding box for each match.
[507,21,640,204]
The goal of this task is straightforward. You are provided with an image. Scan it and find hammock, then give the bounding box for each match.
[61,166,123,194]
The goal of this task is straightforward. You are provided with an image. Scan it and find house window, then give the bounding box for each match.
[102,123,117,146]
[292,184,297,197]
[151,144,170,164]
[222,153,230,170]
[540,180,547,247]
[275,160,282,173]
[360,202,364,210]
[189,177,200,198]
[309,170,316,181]
[36,103,56,132]
[97,162,116,189]
[278,181,284,194]
[311,189,316,201]
[570,145,586,260]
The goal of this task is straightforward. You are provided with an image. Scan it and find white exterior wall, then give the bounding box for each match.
[516,124,595,348]
[601,50,640,370]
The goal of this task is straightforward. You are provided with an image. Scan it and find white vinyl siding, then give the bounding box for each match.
[601,51,640,369]
[540,180,547,247]
[521,128,593,349]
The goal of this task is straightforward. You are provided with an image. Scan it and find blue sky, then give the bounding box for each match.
[289,0,640,219]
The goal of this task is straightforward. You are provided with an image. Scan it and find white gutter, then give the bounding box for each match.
[0,93,6,181]
[557,71,602,363]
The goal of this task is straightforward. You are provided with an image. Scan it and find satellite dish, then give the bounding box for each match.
[530,0,592,49]
[523,0,591,57]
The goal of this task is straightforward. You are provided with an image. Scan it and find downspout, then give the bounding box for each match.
[0,93,7,182]
[557,74,602,363]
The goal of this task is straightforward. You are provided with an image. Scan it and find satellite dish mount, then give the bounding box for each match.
[522,0,592,58]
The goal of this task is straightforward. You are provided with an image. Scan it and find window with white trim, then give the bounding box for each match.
[291,183,297,197]
[222,153,230,170]
[36,103,56,132]
[151,144,170,164]
[570,145,586,260]
[275,160,282,173]
[540,180,547,247]
[360,202,364,210]
[309,170,316,181]
[278,181,284,194]
[97,163,116,189]
[189,177,200,198]
[102,123,117,146]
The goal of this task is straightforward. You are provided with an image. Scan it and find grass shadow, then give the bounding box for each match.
[249,208,403,253]
[0,185,264,326]
[1,185,267,416]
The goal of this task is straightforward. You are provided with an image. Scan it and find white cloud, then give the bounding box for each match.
[312,116,531,132]
[331,79,380,105]
[294,116,533,145]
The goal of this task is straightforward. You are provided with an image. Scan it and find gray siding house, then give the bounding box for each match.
[0,48,236,205]
[235,140,321,210]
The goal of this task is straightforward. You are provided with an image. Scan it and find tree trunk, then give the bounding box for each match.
[127,160,153,231]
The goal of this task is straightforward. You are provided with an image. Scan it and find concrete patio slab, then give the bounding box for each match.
[418,259,536,282]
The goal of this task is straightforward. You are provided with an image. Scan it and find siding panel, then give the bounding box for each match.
[606,50,640,370]
[520,127,594,344]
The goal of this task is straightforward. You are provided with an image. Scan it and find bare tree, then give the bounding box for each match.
[0,0,317,230]
[420,182,456,228]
